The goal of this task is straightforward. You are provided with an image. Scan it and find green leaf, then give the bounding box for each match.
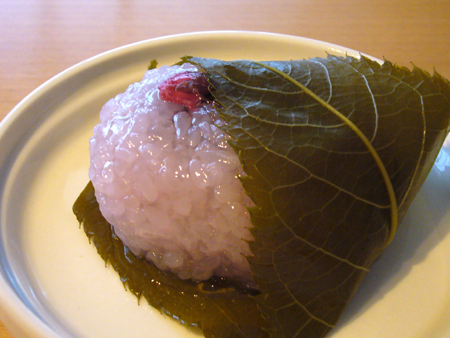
[148,59,158,70]
[73,181,270,338]
[187,55,450,337]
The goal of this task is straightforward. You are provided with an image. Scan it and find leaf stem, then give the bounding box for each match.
[254,61,398,247]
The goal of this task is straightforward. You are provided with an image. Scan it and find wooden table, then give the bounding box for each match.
[0,0,449,336]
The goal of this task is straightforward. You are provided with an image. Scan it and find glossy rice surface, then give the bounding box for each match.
[89,64,254,285]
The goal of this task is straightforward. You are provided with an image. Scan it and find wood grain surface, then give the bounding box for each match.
[0,0,449,337]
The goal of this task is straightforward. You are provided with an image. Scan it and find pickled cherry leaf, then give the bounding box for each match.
[73,181,270,338]
[187,55,450,337]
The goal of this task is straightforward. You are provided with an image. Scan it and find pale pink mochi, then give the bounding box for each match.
[89,63,255,286]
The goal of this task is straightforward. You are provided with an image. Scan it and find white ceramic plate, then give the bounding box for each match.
[1,31,450,338]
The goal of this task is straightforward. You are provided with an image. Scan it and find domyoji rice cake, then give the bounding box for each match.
[78,54,450,338]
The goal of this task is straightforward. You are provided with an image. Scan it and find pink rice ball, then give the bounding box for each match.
[89,63,255,287]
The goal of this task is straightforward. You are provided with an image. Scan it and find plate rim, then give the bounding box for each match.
[0,30,368,135]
